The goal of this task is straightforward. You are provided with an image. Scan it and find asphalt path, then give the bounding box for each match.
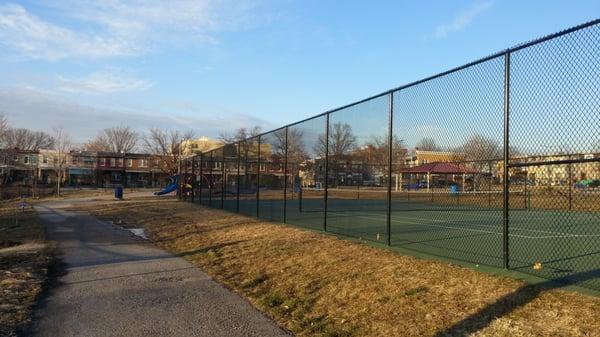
[28,200,291,337]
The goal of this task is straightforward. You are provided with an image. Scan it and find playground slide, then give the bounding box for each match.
[154,182,178,196]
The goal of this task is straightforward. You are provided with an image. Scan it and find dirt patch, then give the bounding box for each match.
[0,200,55,337]
[67,195,600,337]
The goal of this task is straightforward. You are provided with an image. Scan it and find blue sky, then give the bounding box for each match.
[0,0,598,144]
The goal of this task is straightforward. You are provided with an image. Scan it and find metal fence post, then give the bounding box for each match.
[503,51,511,269]
[324,113,330,232]
[236,142,241,213]
[387,92,393,246]
[221,154,225,209]
[185,158,189,200]
[209,151,213,206]
[257,136,261,218]
[191,156,195,203]
[568,155,573,211]
[199,154,203,205]
[283,127,288,224]
[177,155,182,200]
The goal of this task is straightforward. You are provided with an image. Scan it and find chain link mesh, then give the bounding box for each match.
[187,21,600,291]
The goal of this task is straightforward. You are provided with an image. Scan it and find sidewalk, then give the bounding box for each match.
[28,201,291,337]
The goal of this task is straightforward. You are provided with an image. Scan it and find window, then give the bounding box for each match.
[100,158,106,166]
[127,159,133,167]
[260,164,266,172]
[23,156,29,164]
[72,157,78,165]
[110,158,116,167]
[43,156,48,164]
[118,158,124,167]
[139,159,148,168]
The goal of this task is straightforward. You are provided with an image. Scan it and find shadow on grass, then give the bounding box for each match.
[18,248,68,337]
[433,269,600,337]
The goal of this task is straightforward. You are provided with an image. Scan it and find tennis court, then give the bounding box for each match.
[227,189,600,290]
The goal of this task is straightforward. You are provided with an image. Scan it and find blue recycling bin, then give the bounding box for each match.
[115,185,123,200]
[450,184,458,194]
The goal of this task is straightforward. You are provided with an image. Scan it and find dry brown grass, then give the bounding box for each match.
[0,200,54,337]
[69,195,600,337]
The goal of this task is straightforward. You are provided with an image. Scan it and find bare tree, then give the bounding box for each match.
[84,134,110,152]
[314,122,356,158]
[219,126,261,144]
[363,134,406,179]
[415,137,441,151]
[2,128,55,150]
[271,128,306,160]
[51,126,72,197]
[142,128,195,176]
[459,134,502,190]
[86,125,138,153]
[460,134,502,161]
[313,123,356,186]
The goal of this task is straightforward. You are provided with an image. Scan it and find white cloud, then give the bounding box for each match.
[0,87,274,144]
[0,1,266,61]
[57,70,152,94]
[433,1,494,39]
[0,3,136,60]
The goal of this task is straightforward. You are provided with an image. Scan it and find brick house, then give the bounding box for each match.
[68,151,97,186]
[0,149,39,185]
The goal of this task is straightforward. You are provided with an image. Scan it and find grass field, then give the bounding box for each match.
[69,193,600,337]
[196,187,600,292]
[0,199,54,337]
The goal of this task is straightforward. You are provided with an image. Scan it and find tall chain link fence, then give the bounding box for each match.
[181,19,600,291]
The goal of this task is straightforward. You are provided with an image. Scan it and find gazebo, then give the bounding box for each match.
[398,162,480,191]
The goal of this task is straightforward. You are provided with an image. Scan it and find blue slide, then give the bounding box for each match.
[154,176,178,196]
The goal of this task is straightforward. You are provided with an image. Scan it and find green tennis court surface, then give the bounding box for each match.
[209,191,600,291]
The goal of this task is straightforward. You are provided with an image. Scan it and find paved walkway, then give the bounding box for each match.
[29,201,291,337]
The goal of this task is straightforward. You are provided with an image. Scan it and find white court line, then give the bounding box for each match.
[326,210,600,239]
[391,213,597,238]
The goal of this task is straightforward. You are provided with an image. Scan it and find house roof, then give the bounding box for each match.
[401,162,480,174]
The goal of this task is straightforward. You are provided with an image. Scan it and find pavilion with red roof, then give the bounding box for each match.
[398,162,480,191]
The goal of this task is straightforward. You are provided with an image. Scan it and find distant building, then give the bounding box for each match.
[68,151,97,186]
[404,150,465,167]
[182,137,224,156]
[38,149,69,185]
[0,149,39,185]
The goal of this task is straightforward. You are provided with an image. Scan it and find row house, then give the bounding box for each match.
[0,148,172,188]
[510,152,600,186]
[95,152,168,188]
[38,149,70,185]
[68,151,97,186]
[0,149,39,185]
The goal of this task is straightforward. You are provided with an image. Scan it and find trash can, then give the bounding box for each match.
[115,185,123,200]
[450,184,458,194]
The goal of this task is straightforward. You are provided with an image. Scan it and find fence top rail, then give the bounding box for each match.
[200,17,600,155]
